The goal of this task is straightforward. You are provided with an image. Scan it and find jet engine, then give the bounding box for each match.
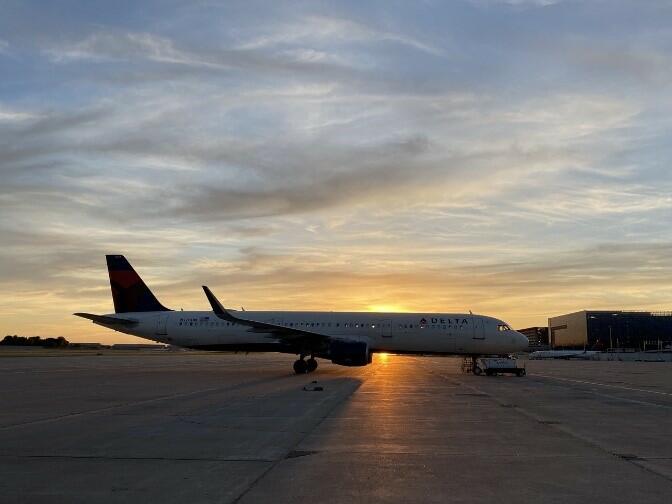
[329,340,371,366]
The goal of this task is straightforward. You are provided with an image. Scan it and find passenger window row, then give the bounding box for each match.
[179,321,238,327]
[178,320,406,330]
[178,320,459,331]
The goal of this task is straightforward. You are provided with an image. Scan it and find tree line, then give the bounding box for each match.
[1,335,69,348]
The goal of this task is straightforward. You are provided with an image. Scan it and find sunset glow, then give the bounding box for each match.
[368,305,408,314]
[376,352,390,364]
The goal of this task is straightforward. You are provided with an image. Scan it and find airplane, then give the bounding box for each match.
[75,255,529,374]
[529,349,598,360]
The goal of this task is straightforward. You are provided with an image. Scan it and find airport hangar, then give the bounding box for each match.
[547,310,672,350]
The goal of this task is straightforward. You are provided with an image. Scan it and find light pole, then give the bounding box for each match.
[609,325,613,350]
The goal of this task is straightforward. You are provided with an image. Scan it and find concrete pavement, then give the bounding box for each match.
[1,351,670,503]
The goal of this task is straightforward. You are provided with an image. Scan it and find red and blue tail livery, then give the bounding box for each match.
[106,255,170,313]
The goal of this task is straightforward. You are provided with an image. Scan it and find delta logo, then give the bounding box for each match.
[419,317,469,327]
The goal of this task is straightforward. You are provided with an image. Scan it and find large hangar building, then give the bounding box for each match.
[548,310,672,350]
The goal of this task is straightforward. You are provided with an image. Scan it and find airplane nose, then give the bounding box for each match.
[516,332,528,351]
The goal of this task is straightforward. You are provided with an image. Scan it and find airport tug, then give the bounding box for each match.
[463,356,526,376]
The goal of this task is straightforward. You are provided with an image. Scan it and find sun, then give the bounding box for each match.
[376,352,390,363]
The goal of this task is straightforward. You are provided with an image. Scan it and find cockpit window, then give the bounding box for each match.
[497,324,511,332]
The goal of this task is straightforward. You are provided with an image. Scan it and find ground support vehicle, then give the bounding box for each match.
[475,357,526,376]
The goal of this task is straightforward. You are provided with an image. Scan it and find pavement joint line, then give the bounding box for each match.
[230,365,375,504]
[0,374,296,431]
[447,372,672,486]
[528,375,672,410]
[0,454,276,463]
[530,373,672,397]
[170,417,321,435]
[211,449,611,458]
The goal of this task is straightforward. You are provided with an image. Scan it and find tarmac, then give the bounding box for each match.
[1,350,671,503]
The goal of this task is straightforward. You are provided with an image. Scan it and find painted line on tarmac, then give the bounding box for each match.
[0,454,275,463]
[0,374,296,431]
[530,373,672,397]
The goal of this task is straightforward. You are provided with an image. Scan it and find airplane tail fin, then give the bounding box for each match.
[106,255,171,313]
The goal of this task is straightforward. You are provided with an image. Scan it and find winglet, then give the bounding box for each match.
[202,286,239,323]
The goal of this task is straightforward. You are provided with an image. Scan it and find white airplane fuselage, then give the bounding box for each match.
[101,310,528,356]
[77,255,529,373]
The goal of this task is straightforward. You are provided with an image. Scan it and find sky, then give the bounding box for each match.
[1,0,672,343]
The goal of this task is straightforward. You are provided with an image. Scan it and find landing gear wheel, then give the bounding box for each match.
[473,366,482,376]
[293,359,308,374]
[306,358,318,373]
[517,369,526,377]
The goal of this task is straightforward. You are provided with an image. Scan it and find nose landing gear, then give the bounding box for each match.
[460,356,482,375]
[293,356,319,374]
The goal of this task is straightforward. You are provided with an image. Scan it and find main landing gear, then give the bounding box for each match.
[472,355,483,375]
[293,356,318,374]
[461,356,482,375]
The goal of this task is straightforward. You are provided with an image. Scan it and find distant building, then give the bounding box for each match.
[69,342,105,349]
[112,344,167,350]
[518,327,549,348]
[548,311,672,350]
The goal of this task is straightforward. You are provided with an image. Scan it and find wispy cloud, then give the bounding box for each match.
[468,0,564,8]
[235,15,444,56]
[45,32,221,67]
[0,105,36,122]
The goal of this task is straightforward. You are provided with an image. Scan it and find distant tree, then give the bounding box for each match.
[1,335,69,347]
[1,335,25,345]
[43,337,69,348]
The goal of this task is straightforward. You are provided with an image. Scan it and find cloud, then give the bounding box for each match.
[568,43,672,85]
[156,135,431,217]
[41,30,367,84]
[0,83,653,244]
[136,241,672,324]
[45,32,218,67]
[469,0,563,7]
[235,15,444,56]
[0,105,36,122]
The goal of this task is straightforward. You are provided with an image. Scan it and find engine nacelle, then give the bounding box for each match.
[329,339,371,367]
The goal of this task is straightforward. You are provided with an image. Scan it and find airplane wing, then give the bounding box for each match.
[202,286,331,351]
[73,313,139,327]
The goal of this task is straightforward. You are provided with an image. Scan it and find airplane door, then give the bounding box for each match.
[155,314,168,336]
[379,319,392,338]
[472,316,485,340]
